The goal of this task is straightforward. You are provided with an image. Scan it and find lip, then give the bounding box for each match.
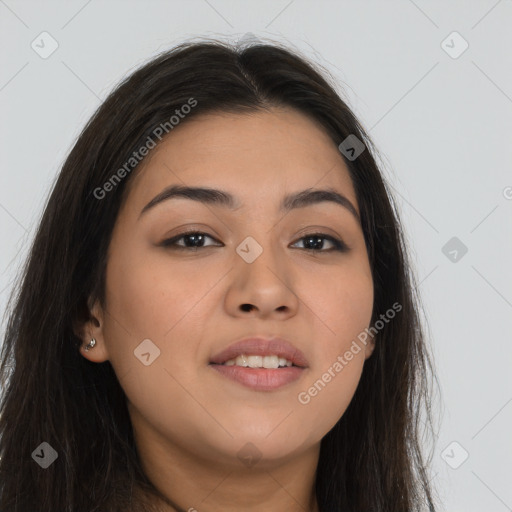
[209,336,309,368]
[208,336,309,392]
[210,365,305,391]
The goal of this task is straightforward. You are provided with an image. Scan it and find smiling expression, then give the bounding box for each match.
[81,106,375,468]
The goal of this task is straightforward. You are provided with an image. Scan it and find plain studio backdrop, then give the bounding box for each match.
[0,1,511,510]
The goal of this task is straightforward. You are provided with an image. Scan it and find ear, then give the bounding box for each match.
[74,297,111,363]
[363,336,376,360]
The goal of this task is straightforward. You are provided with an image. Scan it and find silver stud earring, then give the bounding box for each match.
[84,338,96,351]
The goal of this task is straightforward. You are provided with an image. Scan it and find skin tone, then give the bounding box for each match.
[79,107,375,512]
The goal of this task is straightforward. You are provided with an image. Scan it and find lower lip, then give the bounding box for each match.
[209,364,305,391]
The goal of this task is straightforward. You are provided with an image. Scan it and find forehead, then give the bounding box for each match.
[125,108,357,214]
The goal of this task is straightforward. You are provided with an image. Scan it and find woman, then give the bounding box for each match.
[0,38,439,511]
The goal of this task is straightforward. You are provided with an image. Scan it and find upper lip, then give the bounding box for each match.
[209,336,309,368]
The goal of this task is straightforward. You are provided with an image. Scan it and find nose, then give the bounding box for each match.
[224,241,299,320]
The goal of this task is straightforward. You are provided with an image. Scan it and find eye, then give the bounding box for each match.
[161,231,222,250]
[291,233,348,252]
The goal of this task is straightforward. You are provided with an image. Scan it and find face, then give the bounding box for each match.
[80,108,374,470]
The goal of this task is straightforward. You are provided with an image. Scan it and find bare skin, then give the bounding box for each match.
[79,107,375,512]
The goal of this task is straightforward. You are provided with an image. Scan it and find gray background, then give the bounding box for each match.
[1,1,511,510]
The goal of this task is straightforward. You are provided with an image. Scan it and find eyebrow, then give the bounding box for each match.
[138,184,360,222]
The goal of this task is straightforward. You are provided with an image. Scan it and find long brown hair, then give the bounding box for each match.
[0,38,439,511]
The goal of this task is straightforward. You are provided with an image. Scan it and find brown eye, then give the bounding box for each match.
[161,231,222,250]
[291,233,348,252]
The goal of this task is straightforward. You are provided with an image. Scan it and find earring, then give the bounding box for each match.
[84,338,96,351]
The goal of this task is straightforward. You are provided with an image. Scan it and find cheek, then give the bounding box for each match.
[100,248,210,395]
[105,248,209,343]
[304,261,374,355]
[292,263,373,433]
[101,255,215,440]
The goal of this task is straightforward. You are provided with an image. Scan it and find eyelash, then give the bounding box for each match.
[161,230,349,253]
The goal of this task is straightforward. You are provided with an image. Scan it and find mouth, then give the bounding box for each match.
[208,337,309,391]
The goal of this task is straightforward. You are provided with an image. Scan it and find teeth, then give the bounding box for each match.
[222,354,294,368]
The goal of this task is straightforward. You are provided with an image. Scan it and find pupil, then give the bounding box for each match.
[186,234,203,247]
[305,236,323,250]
